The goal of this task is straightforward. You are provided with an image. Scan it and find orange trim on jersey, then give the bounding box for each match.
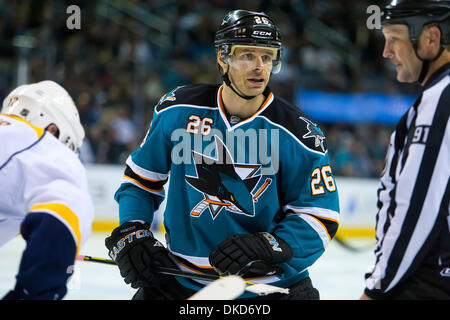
[30,203,81,254]
[253,178,271,201]
[123,174,164,192]
[218,85,225,113]
[204,199,231,206]
[3,114,45,139]
[218,86,273,127]
[186,114,200,134]
[128,169,167,183]
[171,254,215,271]
[286,210,339,225]
[305,213,332,241]
[286,210,340,242]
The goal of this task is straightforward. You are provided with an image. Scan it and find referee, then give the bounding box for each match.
[361,0,450,299]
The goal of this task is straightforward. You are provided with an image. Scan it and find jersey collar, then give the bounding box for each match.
[422,62,450,91]
[216,84,274,131]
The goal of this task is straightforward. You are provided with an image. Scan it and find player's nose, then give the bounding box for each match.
[382,41,394,59]
[254,56,265,70]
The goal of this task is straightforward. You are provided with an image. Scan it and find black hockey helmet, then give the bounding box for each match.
[381,0,450,82]
[214,10,282,73]
[381,0,450,45]
[214,10,282,50]
[214,10,282,100]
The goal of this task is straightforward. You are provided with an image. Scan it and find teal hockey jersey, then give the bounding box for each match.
[114,84,340,295]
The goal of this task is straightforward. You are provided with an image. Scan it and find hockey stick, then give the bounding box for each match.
[77,255,220,281]
[78,255,115,265]
[76,254,289,296]
[188,275,246,300]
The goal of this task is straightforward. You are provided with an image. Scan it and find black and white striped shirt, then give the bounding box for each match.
[365,63,450,299]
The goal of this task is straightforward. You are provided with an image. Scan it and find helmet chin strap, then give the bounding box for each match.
[412,42,446,83]
[221,64,258,100]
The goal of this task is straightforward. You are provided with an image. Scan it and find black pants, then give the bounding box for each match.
[132,276,319,300]
[388,272,450,300]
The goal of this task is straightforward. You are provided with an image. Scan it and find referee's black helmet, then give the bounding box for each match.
[381,0,450,45]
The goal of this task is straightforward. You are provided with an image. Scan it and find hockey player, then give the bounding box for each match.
[361,0,450,299]
[106,10,340,300]
[0,80,94,300]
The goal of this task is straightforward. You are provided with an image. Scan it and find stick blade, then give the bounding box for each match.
[245,283,290,296]
[188,275,246,300]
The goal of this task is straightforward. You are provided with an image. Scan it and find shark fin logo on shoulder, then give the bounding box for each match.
[157,86,185,106]
[300,117,327,153]
[185,135,271,220]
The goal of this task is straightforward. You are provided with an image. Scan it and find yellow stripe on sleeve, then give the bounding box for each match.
[4,114,45,139]
[30,203,81,254]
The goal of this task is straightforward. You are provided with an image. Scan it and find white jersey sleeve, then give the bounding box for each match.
[0,114,94,250]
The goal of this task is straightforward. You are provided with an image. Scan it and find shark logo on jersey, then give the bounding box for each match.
[157,86,185,106]
[185,136,271,220]
[158,90,176,104]
[300,117,326,153]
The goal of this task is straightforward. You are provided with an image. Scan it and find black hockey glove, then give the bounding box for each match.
[209,232,293,277]
[105,221,177,289]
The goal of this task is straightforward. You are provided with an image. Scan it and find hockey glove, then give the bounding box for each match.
[105,221,177,289]
[209,232,293,277]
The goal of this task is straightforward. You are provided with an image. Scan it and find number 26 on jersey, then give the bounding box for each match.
[311,165,336,195]
[186,115,214,136]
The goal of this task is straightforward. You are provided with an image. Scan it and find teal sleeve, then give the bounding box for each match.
[271,131,340,275]
[114,184,163,225]
[273,217,327,274]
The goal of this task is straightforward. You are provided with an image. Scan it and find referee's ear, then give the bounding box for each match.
[419,25,445,59]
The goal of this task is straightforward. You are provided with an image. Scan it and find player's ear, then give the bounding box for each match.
[217,50,227,74]
[45,123,60,138]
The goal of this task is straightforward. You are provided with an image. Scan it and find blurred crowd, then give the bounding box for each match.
[0,0,420,177]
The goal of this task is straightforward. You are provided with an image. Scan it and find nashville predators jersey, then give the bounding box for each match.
[0,114,94,251]
[114,84,340,294]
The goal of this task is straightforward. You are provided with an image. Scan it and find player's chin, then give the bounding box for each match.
[245,87,266,97]
[245,81,268,95]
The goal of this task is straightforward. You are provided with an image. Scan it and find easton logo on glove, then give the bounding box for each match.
[105,222,179,289]
[109,229,152,260]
